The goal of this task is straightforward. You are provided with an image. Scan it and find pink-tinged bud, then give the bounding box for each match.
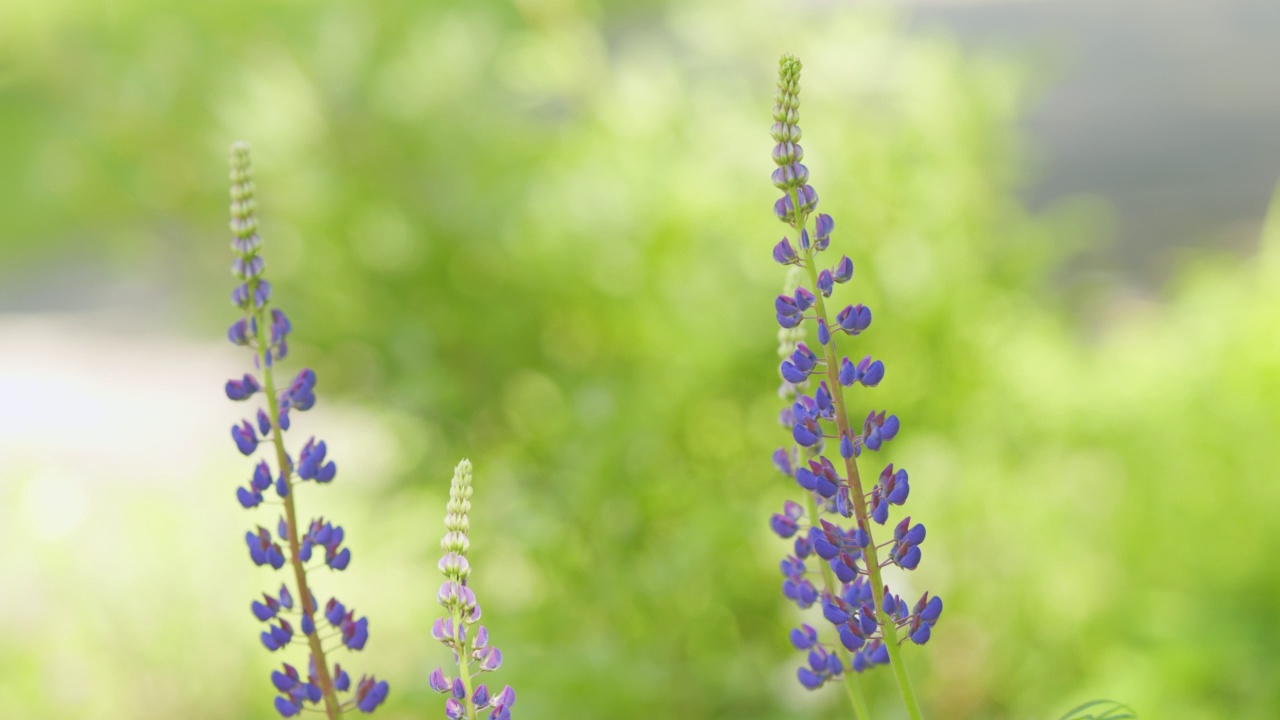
[832,255,853,283]
[431,617,449,644]
[227,318,251,345]
[427,667,450,693]
[772,237,799,265]
[814,213,833,241]
[437,581,459,607]
[479,646,504,672]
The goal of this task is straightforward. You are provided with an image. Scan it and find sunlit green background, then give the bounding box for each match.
[1,0,1277,718]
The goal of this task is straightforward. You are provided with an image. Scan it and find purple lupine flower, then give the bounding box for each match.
[297,437,337,483]
[835,303,873,335]
[355,675,390,713]
[861,410,901,452]
[780,556,818,609]
[790,623,819,650]
[429,460,516,719]
[832,256,854,283]
[226,373,262,401]
[222,143,387,718]
[271,663,320,717]
[838,356,885,388]
[261,619,294,651]
[229,318,252,345]
[763,56,936,713]
[867,463,913,525]
[337,610,370,650]
[907,593,944,645]
[773,237,799,265]
[232,420,259,455]
[770,500,805,538]
[251,584,292,622]
[297,518,351,570]
[334,665,351,692]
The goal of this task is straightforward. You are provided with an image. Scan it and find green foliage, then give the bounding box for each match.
[1,0,1278,719]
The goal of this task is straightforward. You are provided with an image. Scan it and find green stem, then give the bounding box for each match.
[451,609,479,720]
[803,493,873,720]
[789,190,925,720]
[249,285,343,719]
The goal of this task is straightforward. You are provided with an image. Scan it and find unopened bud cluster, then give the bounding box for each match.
[442,464,474,556]
[230,143,266,282]
[771,56,817,224]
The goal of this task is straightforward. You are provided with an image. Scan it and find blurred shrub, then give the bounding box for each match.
[1,0,1277,718]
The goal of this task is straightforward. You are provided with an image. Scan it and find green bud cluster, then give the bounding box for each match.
[441,459,474,557]
[229,143,260,247]
[770,55,805,189]
[773,55,802,141]
[229,142,265,280]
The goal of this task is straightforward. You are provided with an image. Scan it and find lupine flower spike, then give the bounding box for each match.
[766,57,936,720]
[429,460,515,720]
[223,142,388,717]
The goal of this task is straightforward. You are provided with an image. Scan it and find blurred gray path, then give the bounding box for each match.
[905,0,1280,286]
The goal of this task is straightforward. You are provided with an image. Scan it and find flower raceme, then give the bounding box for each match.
[222,142,388,717]
[428,460,516,720]
[765,56,938,720]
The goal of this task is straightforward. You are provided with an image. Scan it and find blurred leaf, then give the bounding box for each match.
[1057,699,1138,720]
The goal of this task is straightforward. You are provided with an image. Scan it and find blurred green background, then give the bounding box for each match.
[1,0,1277,718]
